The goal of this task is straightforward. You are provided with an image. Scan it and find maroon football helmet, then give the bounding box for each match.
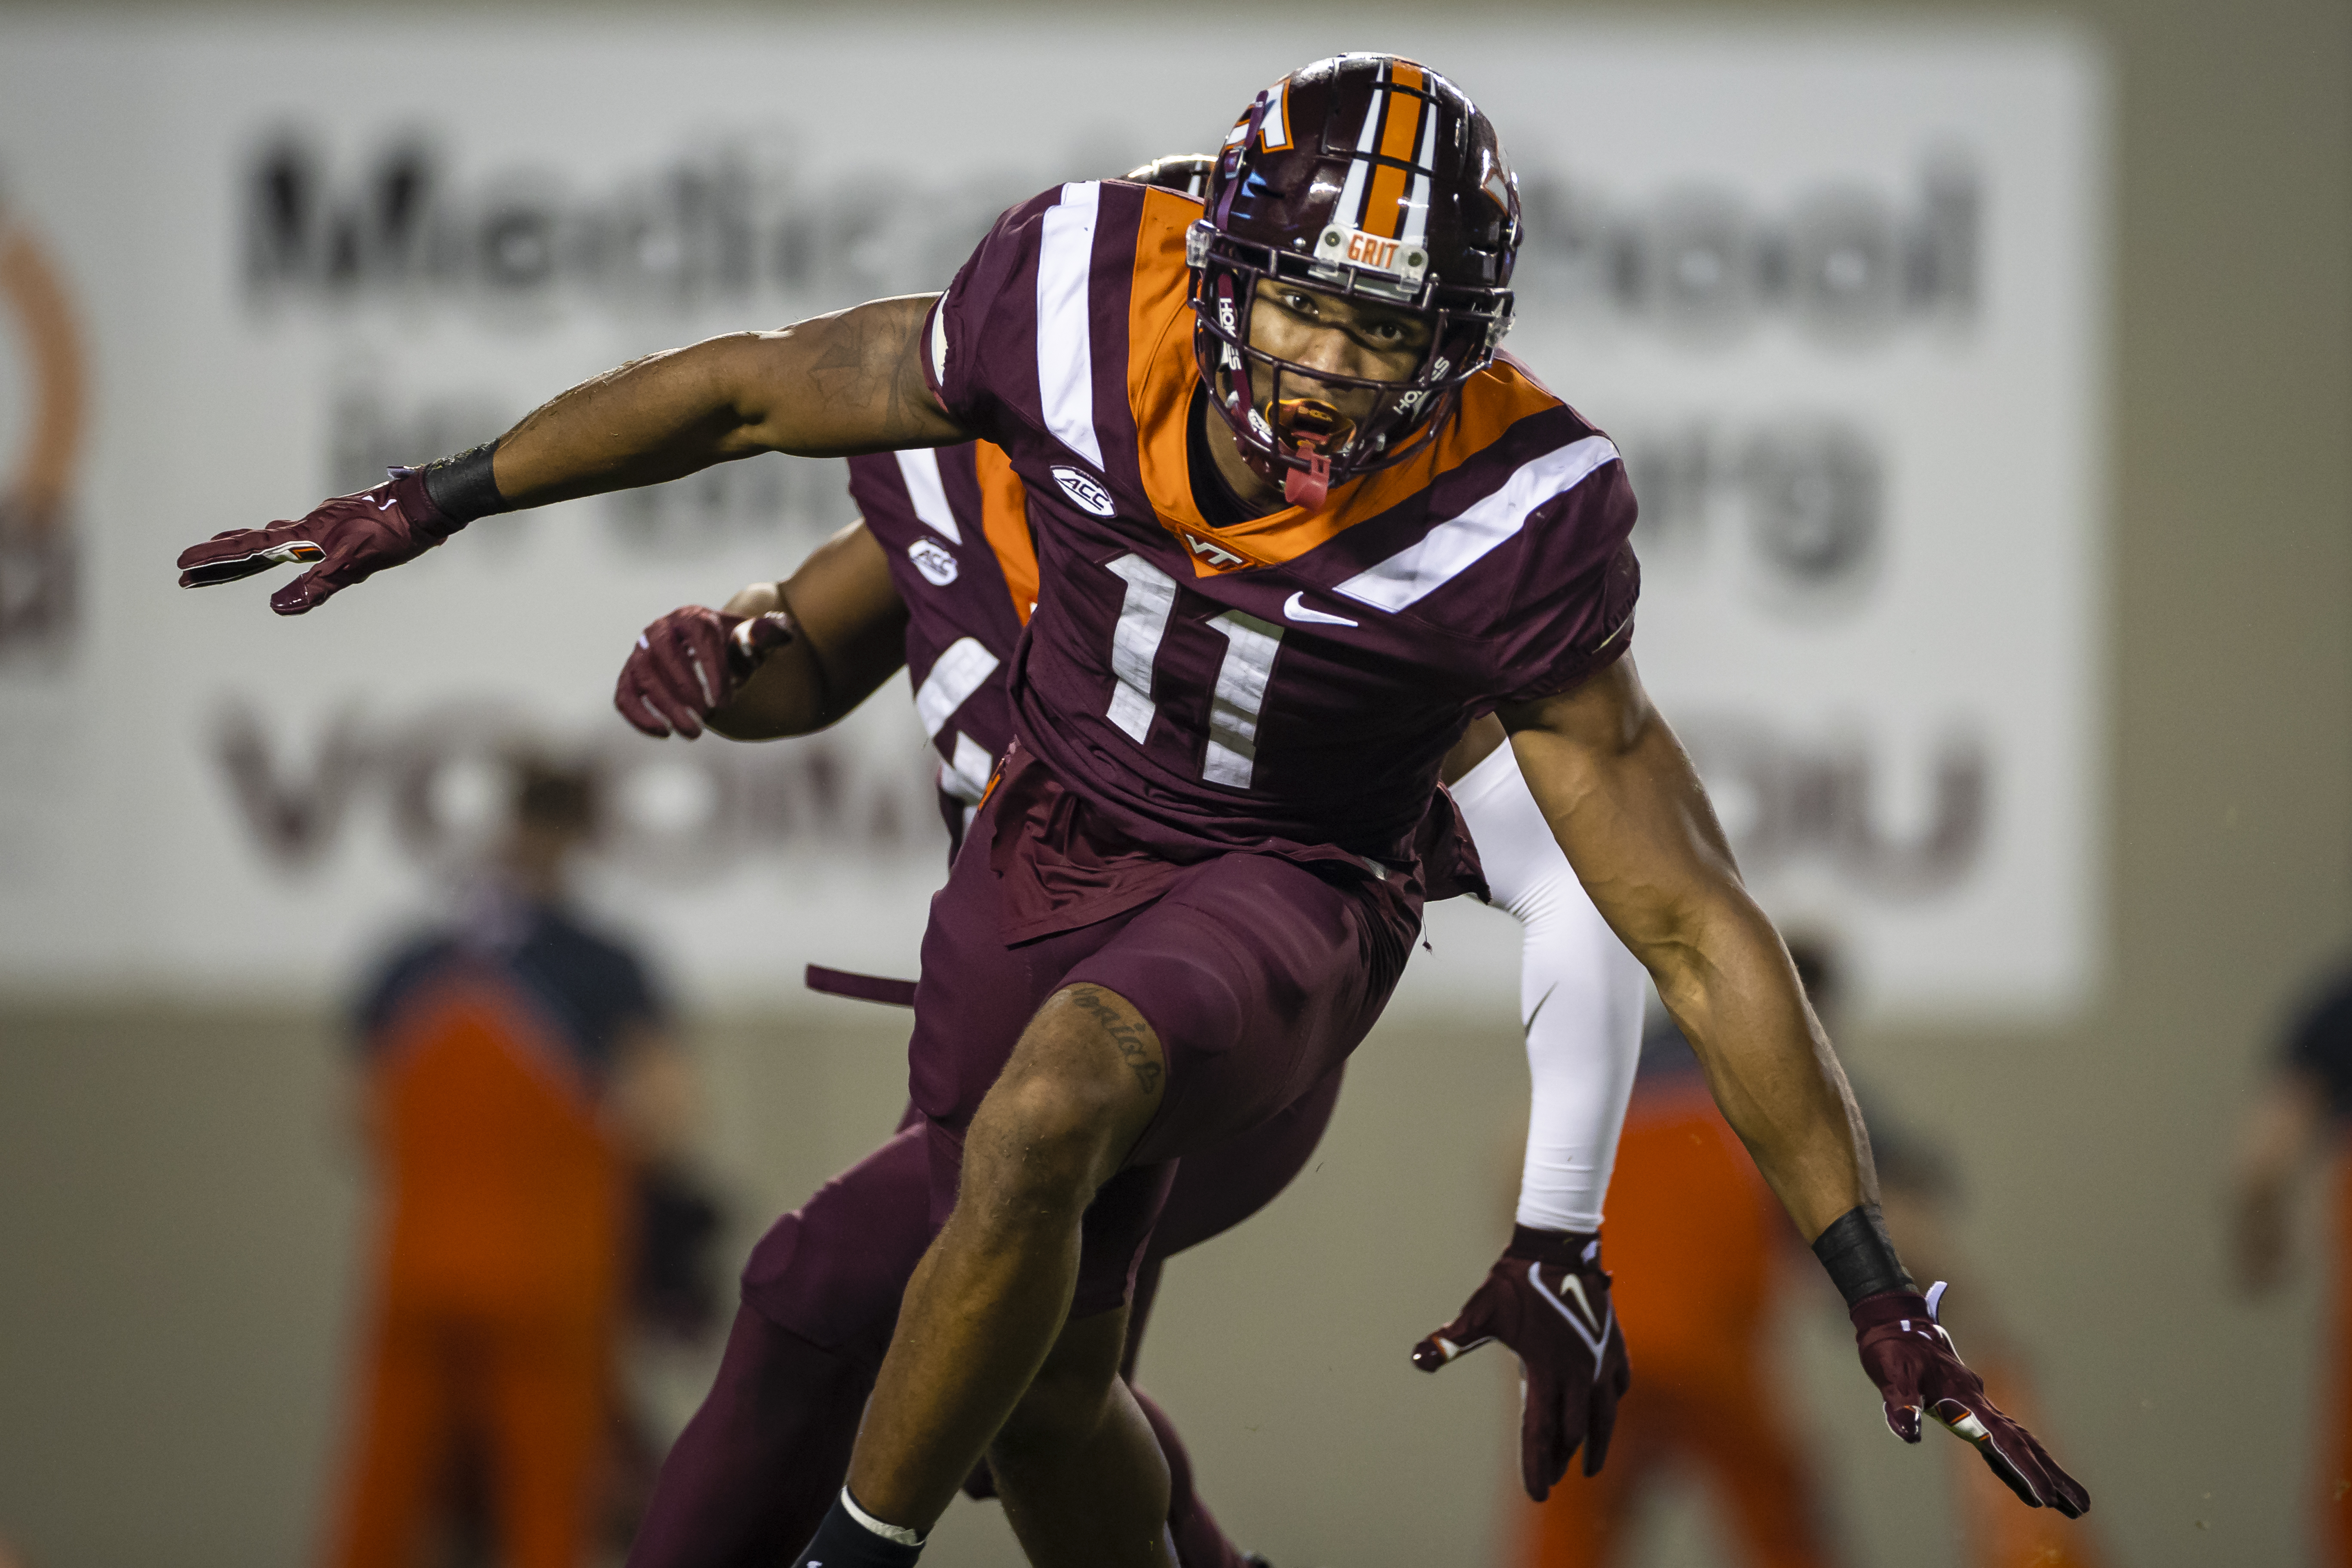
[1189,55,1521,506]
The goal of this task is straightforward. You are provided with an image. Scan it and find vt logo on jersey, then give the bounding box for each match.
[1051,465,1117,517]
[1179,531,1247,570]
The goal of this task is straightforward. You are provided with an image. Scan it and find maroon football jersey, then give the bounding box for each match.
[848,443,1038,845]
[924,179,1638,874]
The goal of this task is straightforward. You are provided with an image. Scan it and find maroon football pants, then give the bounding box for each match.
[632,761,1410,1566]
[627,1073,1346,1568]
[904,790,1413,1315]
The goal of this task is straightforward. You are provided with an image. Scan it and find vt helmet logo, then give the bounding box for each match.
[0,181,85,656]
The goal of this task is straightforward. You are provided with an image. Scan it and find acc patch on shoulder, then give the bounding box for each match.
[907,538,959,586]
[1051,465,1117,517]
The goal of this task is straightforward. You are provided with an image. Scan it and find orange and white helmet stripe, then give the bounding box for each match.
[1334,58,1439,245]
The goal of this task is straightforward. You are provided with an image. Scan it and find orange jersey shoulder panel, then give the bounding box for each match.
[1126,198,1564,581]
[1128,188,1208,538]
[973,441,1038,625]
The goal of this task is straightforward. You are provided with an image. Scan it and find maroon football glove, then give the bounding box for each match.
[614,604,795,739]
[175,466,465,614]
[1412,1226,1630,1501]
[1852,1284,2090,1518]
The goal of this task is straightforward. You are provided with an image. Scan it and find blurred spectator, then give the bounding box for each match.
[321,756,695,1568]
[1522,937,2104,1568]
[2234,958,2352,1562]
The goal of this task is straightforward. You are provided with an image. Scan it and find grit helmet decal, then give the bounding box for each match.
[1187,55,1521,508]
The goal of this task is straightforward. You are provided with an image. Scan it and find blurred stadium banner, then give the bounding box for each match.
[0,18,2103,1017]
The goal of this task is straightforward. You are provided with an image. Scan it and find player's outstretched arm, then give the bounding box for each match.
[493,295,964,504]
[177,294,967,615]
[1500,657,2090,1519]
[615,521,910,741]
[1501,658,1862,1237]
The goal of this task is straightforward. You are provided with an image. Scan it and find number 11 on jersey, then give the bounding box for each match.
[1102,553,1286,790]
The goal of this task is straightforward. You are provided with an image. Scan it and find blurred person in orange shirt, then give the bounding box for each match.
[2235,959,2352,1564]
[1524,938,2103,1568]
[324,757,693,1568]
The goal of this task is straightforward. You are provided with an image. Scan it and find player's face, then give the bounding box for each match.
[1246,279,1433,424]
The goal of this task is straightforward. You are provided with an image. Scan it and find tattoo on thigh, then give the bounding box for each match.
[1069,986,1163,1097]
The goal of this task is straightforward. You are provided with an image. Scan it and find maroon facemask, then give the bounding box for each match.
[1188,55,1522,508]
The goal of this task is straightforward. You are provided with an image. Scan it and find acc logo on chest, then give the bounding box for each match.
[1051,465,1118,518]
[906,538,959,586]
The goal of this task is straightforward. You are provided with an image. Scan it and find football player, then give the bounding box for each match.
[611,389,1647,1566]
[180,55,2088,1568]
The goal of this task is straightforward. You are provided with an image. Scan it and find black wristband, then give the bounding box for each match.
[1503,1223,1599,1269]
[418,441,508,525]
[1811,1202,1915,1307]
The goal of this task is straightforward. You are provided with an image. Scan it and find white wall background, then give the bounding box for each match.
[0,18,2104,1019]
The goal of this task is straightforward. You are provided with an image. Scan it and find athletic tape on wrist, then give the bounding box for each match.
[1811,1202,1915,1307]
[840,1486,925,1549]
[417,440,508,525]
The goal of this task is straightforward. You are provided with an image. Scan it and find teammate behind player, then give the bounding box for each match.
[180,54,2088,1568]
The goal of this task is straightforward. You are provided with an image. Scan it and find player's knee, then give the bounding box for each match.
[965,1072,1123,1222]
[966,986,1162,1210]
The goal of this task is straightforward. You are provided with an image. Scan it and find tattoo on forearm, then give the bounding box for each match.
[889,308,933,427]
[802,311,874,407]
[1069,986,1163,1097]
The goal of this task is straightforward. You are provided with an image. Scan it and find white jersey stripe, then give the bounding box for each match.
[893,448,961,544]
[1035,181,1104,470]
[1333,435,1621,612]
[941,730,996,805]
[914,637,1001,740]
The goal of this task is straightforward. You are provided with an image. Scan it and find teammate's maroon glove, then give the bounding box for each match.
[1852,1284,2090,1518]
[175,466,466,614]
[614,604,795,738]
[1412,1225,1630,1501]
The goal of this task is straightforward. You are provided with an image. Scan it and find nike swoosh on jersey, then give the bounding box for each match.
[1282,591,1359,628]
